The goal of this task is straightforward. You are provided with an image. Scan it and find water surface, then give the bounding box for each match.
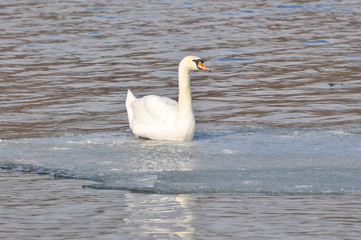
[1,0,361,239]
[1,0,360,138]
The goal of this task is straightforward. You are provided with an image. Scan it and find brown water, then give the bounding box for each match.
[1,0,361,139]
[1,0,361,239]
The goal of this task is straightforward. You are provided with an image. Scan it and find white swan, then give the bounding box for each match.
[126,56,211,141]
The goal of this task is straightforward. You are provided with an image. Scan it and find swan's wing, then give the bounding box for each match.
[131,95,178,123]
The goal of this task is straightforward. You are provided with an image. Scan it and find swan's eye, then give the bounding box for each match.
[193,59,204,69]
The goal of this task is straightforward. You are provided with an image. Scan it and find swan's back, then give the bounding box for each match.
[126,90,182,140]
[131,94,178,124]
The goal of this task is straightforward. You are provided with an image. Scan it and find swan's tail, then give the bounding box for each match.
[126,89,136,129]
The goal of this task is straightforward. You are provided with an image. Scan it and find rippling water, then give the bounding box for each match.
[1,0,361,239]
[1,0,361,138]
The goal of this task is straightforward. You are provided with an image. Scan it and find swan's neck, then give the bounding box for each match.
[177,66,194,122]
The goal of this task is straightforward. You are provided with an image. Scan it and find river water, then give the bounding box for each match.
[1,0,361,239]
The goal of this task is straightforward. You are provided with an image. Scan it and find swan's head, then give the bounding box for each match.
[180,56,211,72]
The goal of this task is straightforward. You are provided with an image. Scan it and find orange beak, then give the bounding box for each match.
[197,61,211,72]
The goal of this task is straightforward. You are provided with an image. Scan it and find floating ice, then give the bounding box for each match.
[1,126,361,195]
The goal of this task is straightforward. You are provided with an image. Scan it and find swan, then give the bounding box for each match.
[126,56,211,141]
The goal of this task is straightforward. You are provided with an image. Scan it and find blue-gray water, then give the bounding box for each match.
[1,0,361,239]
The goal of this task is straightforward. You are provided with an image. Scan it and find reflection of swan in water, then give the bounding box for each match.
[126,56,211,141]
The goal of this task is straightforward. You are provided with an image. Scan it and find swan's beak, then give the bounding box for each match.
[197,61,211,72]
